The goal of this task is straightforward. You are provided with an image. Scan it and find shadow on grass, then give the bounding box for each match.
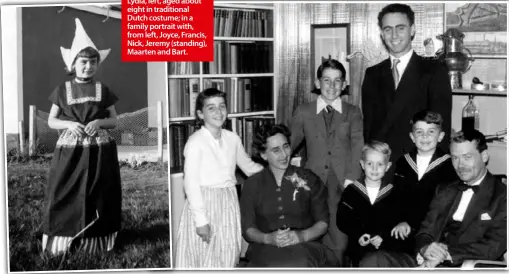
[116,223,170,249]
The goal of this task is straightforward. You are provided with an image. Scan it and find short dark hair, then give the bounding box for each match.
[76,47,100,61]
[378,3,415,29]
[312,59,347,94]
[194,88,228,129]
[451,130,488,153]
[316,59,346,80]
[410,110,443,131]
[67,47,100,74]
[253,123,291,160]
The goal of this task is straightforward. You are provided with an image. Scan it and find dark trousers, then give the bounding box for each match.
[359,250,418,267]
[321,169,348,266]
[359,250,467,268]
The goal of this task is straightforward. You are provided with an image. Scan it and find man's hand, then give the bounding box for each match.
[370,235,383,249]
[196,224,211,243]
[419,259,442,268]
[391,222,411,240]
[421,242,449,262]
[358,233,371,247]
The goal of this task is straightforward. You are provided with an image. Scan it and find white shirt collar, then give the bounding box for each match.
[316,96,342,114]
[390,49,414,72]
[468,169,488,186]
[201,126,223,142]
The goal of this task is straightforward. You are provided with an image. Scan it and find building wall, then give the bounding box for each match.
[1,7,23,135]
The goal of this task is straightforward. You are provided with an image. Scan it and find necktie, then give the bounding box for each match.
[324,105,334,131]
[392,58,401,88]
[456,183,480,193]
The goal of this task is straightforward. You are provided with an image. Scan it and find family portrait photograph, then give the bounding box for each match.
[0,0,507,273]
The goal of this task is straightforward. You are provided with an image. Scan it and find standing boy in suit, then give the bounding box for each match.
[362,3,452,178]
[290,59,364,266]
[359,129,507,267]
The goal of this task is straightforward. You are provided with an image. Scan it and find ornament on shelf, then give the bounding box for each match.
[346,39,389,68]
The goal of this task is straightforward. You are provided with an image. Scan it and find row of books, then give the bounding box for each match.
[168,78,200,118]
[169,77,273,118]
[214,8,271,38]
[204,77,273,114]
[168,62,200,75]
[236,116,275,156]
[169,116,275,173]
[204,41,272,75]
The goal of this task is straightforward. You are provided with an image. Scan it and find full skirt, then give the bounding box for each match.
[42,129,122,255]
[175,185,241,268]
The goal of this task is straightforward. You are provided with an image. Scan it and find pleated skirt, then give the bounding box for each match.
[175,185,241,268]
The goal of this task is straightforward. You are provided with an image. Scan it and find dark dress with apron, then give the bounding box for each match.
[42,79,121,254]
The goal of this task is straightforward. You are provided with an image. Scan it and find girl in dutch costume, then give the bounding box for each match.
[42,18,121,255]
[175,88,263,268]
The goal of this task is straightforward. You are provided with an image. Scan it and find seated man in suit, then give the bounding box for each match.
[359,129,507,268]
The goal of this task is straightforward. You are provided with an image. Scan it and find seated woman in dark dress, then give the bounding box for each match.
[239,123,339,267]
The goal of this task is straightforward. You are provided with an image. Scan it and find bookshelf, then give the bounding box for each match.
[452,89,507,97]
[169,3,277,260]
[168,3,277,177]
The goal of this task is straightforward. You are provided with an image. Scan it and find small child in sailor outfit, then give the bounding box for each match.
[337,141,412,266]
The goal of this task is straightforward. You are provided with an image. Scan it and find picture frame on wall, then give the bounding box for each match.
[444,3,507,59]
[310,23,350,86]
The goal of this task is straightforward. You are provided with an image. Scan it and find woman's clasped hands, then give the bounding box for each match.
[266,227,304,248]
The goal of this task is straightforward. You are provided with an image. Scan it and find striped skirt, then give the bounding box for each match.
[175,185,241,268]
[42,232,117,255]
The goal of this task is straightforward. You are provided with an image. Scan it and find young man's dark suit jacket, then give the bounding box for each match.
[415,172,507,266]
[362,52,452,166]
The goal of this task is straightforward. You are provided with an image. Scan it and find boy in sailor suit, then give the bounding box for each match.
[336,141,412,266]
[391,110,458,242]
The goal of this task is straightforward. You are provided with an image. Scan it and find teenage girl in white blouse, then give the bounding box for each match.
[175,88,263,268]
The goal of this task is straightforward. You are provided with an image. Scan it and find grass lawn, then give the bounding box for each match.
[7,158,171,271]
